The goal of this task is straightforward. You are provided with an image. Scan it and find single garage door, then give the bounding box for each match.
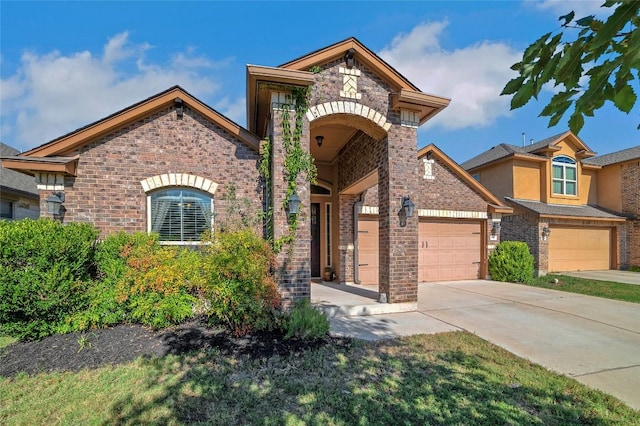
[548,226,610,272]
[419,220,482,282]
[357,217,379,285]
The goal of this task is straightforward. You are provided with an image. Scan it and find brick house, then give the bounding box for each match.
[3,37,512,304]
[462,131,635,275]
[0,142,40,221]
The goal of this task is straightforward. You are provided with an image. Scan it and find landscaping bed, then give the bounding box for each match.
[0,317,343,377]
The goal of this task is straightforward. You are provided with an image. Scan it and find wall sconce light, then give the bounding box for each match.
[541,226,551,241]
[490,222,501,240]
[174,97,184,118]
[345,48,356,69]
[288,191,301,216]
[315,135,324,147]
[46,192,65,216]
[398,196,415,227]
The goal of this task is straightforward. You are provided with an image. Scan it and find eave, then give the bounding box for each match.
[1,156,78,176]
[391,89,450,125]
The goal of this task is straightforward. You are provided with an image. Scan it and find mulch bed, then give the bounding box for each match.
[0,317,348,377]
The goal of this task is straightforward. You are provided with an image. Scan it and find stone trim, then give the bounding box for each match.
[418,209,488,219]
[140,173,218,194]
[35,172,65,190]
[306,101,392,132]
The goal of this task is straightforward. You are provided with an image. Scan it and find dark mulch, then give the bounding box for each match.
[0,317,348,377]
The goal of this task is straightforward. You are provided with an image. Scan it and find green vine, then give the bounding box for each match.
[259,86,317,254]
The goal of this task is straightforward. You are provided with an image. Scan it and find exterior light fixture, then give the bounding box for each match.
[315,135,324,147]
[288,191,301,216]
[398,196,415,227]
[174,97,184,118]
[345,48,356,68]
[541,226,551,241]
[46,192,65,216]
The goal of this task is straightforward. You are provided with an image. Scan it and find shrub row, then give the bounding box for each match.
[0,219,329,341]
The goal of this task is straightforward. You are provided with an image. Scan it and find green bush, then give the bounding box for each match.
[284,299,330,340]
[201,229,281,336]
[0,219,98,340]
[488,241,535,284]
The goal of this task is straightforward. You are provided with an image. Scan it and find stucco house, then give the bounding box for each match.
[2,37,515,305]
[462,132,637,274]
[0,142,40,221]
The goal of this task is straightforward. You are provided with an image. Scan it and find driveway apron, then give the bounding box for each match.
[418,280,640,410]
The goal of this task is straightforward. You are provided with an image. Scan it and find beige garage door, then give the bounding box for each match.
[548,227,610,272]
[357,217,379,285]
[419,220,482,282]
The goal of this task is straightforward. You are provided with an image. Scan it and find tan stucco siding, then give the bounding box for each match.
[513,160,541,200]
[476,162,513,202]
[597,165,622,212]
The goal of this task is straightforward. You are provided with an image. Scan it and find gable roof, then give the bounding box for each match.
[20,86,260,158]
[583,145,640,166]
[280,37,420,92]
[461,131,595,171]
[0,143,39,197]
[418,143,512,213]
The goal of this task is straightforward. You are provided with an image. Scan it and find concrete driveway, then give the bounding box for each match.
[559,270,640,285]
[330,280,640,409]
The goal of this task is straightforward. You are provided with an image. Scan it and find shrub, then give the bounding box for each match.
[284,299,330,340]
[0,219,98,340]
[488,241,535,284]
[201,229,281,336]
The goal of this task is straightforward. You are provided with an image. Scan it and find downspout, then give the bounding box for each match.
[353,191,366,284]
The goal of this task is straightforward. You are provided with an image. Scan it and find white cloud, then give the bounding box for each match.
[528,0,611,19]
[379,21,522,130]
[214,97,246,127]
[0,32,226,151]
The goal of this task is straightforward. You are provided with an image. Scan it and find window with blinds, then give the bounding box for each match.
[150,188,213,242]
[552,155,577,196]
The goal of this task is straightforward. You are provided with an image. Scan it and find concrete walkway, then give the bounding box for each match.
[560,270,640,285]
[325,280,640,410]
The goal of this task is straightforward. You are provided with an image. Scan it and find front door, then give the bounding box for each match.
[310,202,321,277]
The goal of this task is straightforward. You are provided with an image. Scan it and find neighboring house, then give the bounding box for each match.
[583,146,640,268]
[3,37,512,305]
[354,144,511,285]
[0,142,39,220]
[462,131,634,275]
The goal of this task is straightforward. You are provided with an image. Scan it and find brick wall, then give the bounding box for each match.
[40,105,262,237]
[501,213,544,274]
[621,161,640,267]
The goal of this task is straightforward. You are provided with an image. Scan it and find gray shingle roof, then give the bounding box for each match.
[505,197,627,220]
[0,143,39,198]
[583,145,640,166]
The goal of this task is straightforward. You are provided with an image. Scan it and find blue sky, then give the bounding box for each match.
[1,1,637,163]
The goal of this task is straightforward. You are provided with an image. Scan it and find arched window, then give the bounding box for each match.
[149,188,213,243]
[552,155,577,196]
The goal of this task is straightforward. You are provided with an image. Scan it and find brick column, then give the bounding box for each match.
[270,108,311,307]
[378,124,419,303]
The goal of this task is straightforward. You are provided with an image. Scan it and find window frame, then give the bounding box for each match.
[551,155,578,196]
[146,187,214,245]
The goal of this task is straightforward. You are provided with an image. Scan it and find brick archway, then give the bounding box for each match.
[306,101,391,140]
[140,173,218,194]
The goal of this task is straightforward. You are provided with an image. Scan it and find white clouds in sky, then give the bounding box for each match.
[0,32,230,151]
[529,0,609,19]
[378,21,522,130]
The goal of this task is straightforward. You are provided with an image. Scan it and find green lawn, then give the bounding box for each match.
[1,332,638,425]
[529,274,640,303]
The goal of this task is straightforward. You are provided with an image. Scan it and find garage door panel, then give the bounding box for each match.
[549,227,610,272]
[419,220,482,282]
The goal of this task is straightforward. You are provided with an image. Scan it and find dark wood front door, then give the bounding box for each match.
[311,203,321,277]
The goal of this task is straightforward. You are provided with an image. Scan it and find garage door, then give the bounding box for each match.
[357,217,379,285]
[419,220,482,282]
[548,227,610,272]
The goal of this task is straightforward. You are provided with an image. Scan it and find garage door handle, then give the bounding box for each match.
[359,263,369,266]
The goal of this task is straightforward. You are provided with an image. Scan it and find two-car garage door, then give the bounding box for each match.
[357,218,482,284]
[548,226,611,272]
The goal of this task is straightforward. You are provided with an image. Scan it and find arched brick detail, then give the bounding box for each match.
[140,173,218,194]
[306,101,392,133]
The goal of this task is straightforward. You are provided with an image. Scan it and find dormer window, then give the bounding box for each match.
[552,155,577,196]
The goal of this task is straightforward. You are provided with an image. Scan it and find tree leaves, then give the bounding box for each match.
[502,0,639,134]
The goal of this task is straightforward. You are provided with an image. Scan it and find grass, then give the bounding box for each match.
[0,335,17,350]
[1,332,638,425]
[530,274,640,303]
